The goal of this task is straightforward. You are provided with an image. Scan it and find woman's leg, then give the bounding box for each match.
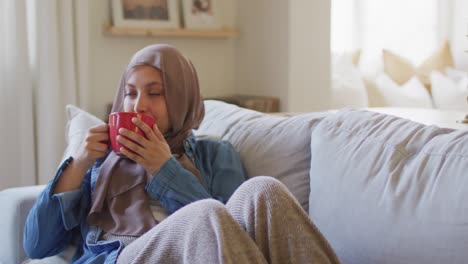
[226,176,340,264]
[117,199,267,264]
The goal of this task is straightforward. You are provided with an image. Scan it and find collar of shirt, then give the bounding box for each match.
[183,133,197,160]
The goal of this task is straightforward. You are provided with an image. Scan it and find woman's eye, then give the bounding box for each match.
[125,92,136,97]
[149,93,161,96]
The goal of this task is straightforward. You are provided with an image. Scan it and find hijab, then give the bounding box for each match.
[87,44,205,236]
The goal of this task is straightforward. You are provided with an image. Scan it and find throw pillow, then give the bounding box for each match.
[62,105,105,161]
[430,70,468,111]
[383,40,454,91]
[331,51,368,109]
[195,100,329,212]
[382,49,415,85]
[418,40,455,86]
[445,67,468,82]
[374,73,433,108]
[363,78,386,107]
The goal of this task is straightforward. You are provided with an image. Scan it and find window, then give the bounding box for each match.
[331,0,451,66]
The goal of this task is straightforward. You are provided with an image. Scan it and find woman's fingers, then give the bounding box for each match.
[89,124,108,133]
[152,124,165,141]
[83,125,110,156]
[132,118,158,141]
[118,128,148,146]
[88,142,109,153]
[119,146,142,163]
[114,118,171,174]
[117,135,145,155]
[87,131,109,143]
[77,126,109,163]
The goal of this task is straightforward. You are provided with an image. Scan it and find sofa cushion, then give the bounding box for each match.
[309,109,468,264]
[195,100,329,211]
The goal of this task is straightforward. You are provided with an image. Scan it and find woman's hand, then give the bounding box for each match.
[75,124,110,170]
[54,124,109,194]
[117,117,172,175]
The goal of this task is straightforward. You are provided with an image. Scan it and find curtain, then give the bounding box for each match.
[0,0,80,189]
[0,0,36,189]
[331,0,453,75]
[29,0,78,184]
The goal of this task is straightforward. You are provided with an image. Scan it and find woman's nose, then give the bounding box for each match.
[134,95,148,113]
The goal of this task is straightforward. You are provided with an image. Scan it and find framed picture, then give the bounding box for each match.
[112,0,180,29]
[182,0,221,29]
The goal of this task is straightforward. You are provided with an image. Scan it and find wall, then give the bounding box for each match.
[87,0,238,119]
[235,0,331,112]
[235,1,289,110]
[288,1,331,112]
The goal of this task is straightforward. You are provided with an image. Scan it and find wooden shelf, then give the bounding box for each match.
[104,25,239,39]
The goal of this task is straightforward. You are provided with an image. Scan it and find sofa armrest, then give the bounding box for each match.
[0,185,45,264]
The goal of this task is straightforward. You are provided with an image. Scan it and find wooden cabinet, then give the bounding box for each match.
[206,95,280,113]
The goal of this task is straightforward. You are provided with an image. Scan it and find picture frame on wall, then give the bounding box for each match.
[112,0,180,29]
[182,0,221,29]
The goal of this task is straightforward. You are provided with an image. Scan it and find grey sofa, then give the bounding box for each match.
[1,100,467,264]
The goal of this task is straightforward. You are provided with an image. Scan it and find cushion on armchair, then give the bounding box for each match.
[0,185,46,264]
[309,109,468,264]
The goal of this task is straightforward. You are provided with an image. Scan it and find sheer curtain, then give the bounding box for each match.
[0,0,36,189]
[331,0,452,74]
[29,0,79,185]
[0,0,81,189]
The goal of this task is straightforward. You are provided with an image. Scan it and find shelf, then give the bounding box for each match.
[104,25,239,39]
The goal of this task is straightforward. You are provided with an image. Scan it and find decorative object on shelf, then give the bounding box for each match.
[182,0,221,29]
[111,0,180,29]
[206,94,280,113]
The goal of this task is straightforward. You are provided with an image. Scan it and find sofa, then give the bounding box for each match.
[1,100,467,264]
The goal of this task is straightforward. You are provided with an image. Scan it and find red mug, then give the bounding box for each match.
[108,112,155,155]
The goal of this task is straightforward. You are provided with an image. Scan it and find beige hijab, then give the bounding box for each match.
[88,44,205,236]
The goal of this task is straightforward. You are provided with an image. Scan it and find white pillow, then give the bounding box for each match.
[374,74,434,108]
[331,52,368,108]
[430,70,468,112]
[62,105,105,161]
[444,67,468,81]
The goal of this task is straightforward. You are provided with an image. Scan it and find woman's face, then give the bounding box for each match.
[123,65,171,134]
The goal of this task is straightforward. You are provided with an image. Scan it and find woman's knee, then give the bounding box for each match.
[239,176,288,195]
[179,199,228,219]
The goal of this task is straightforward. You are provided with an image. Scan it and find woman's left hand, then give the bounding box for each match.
[116,117,172,175]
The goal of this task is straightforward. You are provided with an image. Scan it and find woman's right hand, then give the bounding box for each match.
[53,124,109,194]
[74,124,110,170]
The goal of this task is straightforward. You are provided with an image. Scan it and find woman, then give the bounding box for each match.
[23,44,339,264]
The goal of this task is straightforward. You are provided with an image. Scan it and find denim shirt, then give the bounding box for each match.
[23,134,246,263]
